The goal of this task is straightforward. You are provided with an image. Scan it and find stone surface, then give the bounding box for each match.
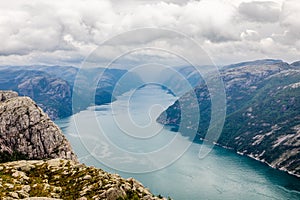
[0,91,77,162]
[0,91,18,102]
[0,159,168,200]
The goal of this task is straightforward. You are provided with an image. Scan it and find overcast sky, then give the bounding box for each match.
[0,0,299,67]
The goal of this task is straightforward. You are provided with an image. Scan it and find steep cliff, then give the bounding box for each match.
[0,91,77,162]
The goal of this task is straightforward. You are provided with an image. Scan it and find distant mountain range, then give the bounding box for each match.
[0,65,143,120]
[157,59,300,177]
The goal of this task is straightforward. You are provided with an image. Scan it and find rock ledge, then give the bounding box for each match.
[0,159,167,200]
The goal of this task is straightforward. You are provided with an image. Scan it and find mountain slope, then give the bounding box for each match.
[0,66,143,120]
[220,70,300,176]
[0,69,72,120]
[157,60,300,177]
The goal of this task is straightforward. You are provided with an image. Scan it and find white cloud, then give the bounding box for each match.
[241,30,260,41]
[0,0,299,66]
[279,0,300,40]
[238,1,281,22]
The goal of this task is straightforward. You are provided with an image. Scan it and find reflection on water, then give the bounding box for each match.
[56,85,300,200]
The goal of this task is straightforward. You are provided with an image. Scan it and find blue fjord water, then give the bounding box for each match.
[56,84,300,200]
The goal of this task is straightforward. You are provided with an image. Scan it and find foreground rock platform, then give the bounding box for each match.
[0,159,167,200]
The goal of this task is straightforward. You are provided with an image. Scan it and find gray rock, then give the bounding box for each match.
[0,159,169,199]
[22,185,31,193]
[0,91,77,162]
[9,192,19,198]
[0,90,18,102]
[106,187,125,200]
[82,174,92,180]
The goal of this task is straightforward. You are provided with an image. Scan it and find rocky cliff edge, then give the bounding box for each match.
[0,90,77,162]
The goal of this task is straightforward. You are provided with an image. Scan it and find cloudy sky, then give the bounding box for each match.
[0,0,299,67]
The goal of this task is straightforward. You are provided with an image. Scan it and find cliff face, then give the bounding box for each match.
[0,159,166,200]
[157,60,300,177]
[0,91,77,162]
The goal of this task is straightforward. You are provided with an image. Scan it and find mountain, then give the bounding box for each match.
[158,66,204,96]
[0,65,79,85]
[0,66,143,120]
[0,90,77,162]
[291,61,300,68]
[157,59,300,177]
[222,59,284,70]
[0,68,73,120]
[68,67,144,114]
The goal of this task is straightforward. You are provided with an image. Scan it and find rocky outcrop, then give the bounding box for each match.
[0,159,167,200]
[0,91,77,162]
[0,91,18,101]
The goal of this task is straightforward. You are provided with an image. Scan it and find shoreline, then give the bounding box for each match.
[160,124,300,179]
[201,138,300,179]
